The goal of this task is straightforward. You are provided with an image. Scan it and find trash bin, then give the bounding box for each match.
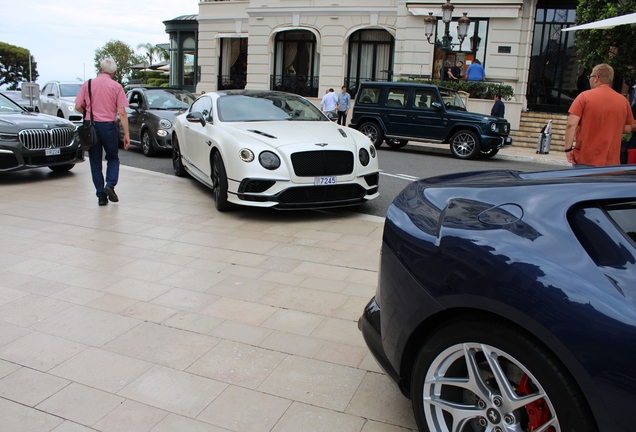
[536,119,552,154]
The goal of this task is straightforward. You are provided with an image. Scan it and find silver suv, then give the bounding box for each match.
[37,81,84,125]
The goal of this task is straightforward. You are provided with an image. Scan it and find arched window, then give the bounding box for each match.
[346,29,394,98]
[183,37,196,87]
[271,30,319,97]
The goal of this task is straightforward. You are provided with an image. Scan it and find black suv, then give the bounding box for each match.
[349,82,512,159]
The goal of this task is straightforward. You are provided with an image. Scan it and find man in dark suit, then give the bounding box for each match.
[491,93,505,118]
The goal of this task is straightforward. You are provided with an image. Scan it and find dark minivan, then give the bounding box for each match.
[349,82,512,159]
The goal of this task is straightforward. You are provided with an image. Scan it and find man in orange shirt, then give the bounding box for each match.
[565,63,633,167]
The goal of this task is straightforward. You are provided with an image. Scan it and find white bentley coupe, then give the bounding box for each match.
[172,90,380,211]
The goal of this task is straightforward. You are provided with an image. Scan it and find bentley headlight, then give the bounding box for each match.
[239,148,255,162]
[259,151,280,170]
[159,119,172,129]
[67,106,75,111]
[369,144,376,159]
[359,148,370,166]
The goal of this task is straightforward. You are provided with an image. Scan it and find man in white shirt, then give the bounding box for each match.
[320,88,338,120]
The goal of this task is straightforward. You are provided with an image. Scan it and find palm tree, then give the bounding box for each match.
[137,42,158,67]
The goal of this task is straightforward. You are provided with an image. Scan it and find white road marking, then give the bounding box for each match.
[380,172,419,181]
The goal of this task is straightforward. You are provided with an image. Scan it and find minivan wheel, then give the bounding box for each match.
[450,130,480,159]
[359,122,384,147]
[411,318,596,432]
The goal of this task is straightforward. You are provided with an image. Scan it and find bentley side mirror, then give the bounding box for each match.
[129,103,139,110]
[186,111,206,127]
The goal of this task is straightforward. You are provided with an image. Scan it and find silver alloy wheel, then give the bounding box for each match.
[452,132,477,158]
[142,131,150,154]
[359,122,383,147]
[423,342,560,432]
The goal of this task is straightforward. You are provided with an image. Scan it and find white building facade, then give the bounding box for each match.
[166,0,579,119]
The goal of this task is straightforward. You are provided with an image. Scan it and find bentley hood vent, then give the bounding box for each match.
[248,129,277,139]
[338,128,347,138]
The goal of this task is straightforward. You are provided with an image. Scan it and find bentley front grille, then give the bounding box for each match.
[18,128,75,150]
[291,150,354,177]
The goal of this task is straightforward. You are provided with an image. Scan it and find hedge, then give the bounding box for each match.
[397,78,515,101]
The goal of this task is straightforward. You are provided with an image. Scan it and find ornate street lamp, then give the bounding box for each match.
[423,0,470,84]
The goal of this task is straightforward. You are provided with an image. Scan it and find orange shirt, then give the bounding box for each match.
[568,86,633,166]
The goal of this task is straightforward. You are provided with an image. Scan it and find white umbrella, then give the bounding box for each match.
[562,12,636,31]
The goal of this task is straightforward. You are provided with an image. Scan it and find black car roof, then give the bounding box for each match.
[358,81,454,92]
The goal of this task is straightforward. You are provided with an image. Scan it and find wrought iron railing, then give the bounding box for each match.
[218,75,247,90]
[270,75,319,97]
[344,76,391,99]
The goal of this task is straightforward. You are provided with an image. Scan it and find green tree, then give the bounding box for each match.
[94,40,144,85]
[0,42,38,88]
[574,0,636,80]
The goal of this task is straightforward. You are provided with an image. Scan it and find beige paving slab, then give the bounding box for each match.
[149,413,231,432]
[209,321,273,346]
[258,285,350,316]
[0,294,73,327]
[0,285,29,307]
[101,278,173,302]
[151,288,219,313]
[118,365,228,418]
[256,256,303,273]
[186,340,286,389]
[199,297,278,326]
[0,331,87,372]
[0,367,70,407]
[310,316,367,347]
[271,401,365,432]
[159,267,229,293]
[112,259,183,283]
[120,302,179,324]
[334,296,373,321]
[299,276,349,293]
[35,383,123,427]
[0,397,64,432]
[0,269,37,288]
[346,372,418,430]
[258,355,366,411]
[204,276,277,302]
[266,243,336,264]
[0,321,31,348]
[86,294,139,313]
[162,311,224,334]
[0,358,21,379]
[260,309,325,337]
[258,269,307,286]
[292,261,354,281]
[359,352,384,373]
[51,286,105,305]
[361,421,416,432]
[49,347,153,393]
[66,270,126,291]
[259,330,325,358]
[103,322,219,370]
[51,421,95,432]
[197,385,291,432]
[345,268,379,286]
[313,341,369,368]
[31,305,141,347]
[92,399,168,432]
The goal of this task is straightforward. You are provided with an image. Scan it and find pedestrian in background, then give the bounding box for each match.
[465,59,485,82]
[491,93,505,118]
[320,88,338,121]
[629,101,636,164]
[564,63,633,168]
[337,86,351,126]
[442,61,451,81]
[75,58,130,206]
[449,60,463,81]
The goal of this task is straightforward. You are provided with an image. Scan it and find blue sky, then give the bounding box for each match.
[0,0,198,87]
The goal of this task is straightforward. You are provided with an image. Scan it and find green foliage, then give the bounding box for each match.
[574,0,636,79]
[147,77,168,87]
[397,78,515,100]
[94,40,144,85]
[0,42,39,88]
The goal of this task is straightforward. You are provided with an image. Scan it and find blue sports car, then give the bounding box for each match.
[359,166,636,432]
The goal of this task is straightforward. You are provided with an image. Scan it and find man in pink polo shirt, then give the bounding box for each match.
[75,58,130,206]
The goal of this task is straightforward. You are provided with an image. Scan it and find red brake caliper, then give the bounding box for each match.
[517,375,555,432]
